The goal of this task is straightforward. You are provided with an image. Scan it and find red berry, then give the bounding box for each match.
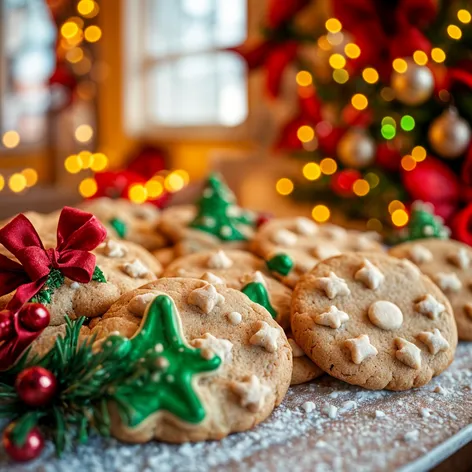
[0,311,12,340]
[15,367,57,407]
[18,304,50,332]
[3,425,44,462]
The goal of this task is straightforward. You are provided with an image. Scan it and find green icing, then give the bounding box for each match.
[92,266,107,283]
[30,268,65,305]
[241,282,277,319]
[266,254,294,276]
[189,173,254,242]
[112,295,221,426]
[109,218,127,239]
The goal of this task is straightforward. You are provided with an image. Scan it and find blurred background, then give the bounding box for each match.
[1,0,472,241]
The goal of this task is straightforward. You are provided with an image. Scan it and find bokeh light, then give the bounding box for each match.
[303,162,321,181]
[276,178,294,196]
[2,131,20,149]
[351,93,368,110]
[447,24,462,39]
[325,18,342,33]
[84,25,102,42]
[413,50,428,66]
[458,9,471,24]
[90,153,108,171]
[8,173,27,193]
[79,178,97,198]
[391,209,409,227]
[145,180,164,198]
[65,154,83,173]
[75,124,93,143]
[401,155,417,171]
[296,71,312,87]
[165,172,185,192]
[312,204,330,222]
[344,43,360,59]
[412,146,427,162]
[333,69,349,84]
[353,179,370,196]
[297,125,315,143]
[362,67,379,84]
[320,158,337,175]
[128,184,148,203]
[431,48,446,63]
[400,115,415,131]
[21,168,38,187]
[329,53,346,69]
[392,58,408,73]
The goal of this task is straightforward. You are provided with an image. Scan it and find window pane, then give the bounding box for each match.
[149,52,247,127]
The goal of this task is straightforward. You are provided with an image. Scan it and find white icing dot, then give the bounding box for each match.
[271,228,298,247]
[227,311,242,325]
[70,282,80,290]
[368,301,403,330]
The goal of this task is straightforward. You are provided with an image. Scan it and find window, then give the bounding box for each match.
[124,0,248,138]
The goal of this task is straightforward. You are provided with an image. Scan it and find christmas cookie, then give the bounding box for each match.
[251,217,384,287]
[88,277,292,442]
[79,197,168,251]
[291,252,457,390]
[390,238,472,340]
[288,336,324,385]
[163,249,292,329]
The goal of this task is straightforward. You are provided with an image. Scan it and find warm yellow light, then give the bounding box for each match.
[303,162,321,181]
[66,29,84,47]
[79,150,93,169]
[312,204,330,223]
[84,25,102,42]
[458,9,471,24]
[0,175,4,192]
[411,146,427,162]
[66,47,84,64]
[366,218,383,232]
[77,0,95,15]
[128,184,148,203]
[79,178,97,198]
[320,158,337,175]
[75,124,93,143]
[296,71,313,87]
[8,173,27,193]
[431,48,446,63]
[90,153,108,171]
[325,18,342,33]
[388,200,405,214]
[351,93,368,110]
[276,178,294,196]
[145,180,164,198]
[380,87,395,101]
[64,155,83,174]
[333,69,349,84]
[392,58,408,73]
[61,21,79,39]
[447,24,462,39]
[401,155,417,171]
[297,125,315,143]
[413,50,428,66]
[353,179,370,196]
[391,209,409,227]
[174,169,190,185]
[2,130,20,149]
[21,168,38,187]
[317,35,331,51]
[164,173,185,192]
[344,43,360,59]
[329,53,346,69]
[327,32,344,46]
[362,67,379,84]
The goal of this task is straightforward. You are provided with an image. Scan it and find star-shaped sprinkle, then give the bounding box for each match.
[271,228,298,247]
[395,337,422,369]
[122,259,150,278]
[416,329,449,355]
[355,259,385,290]
[295,217,318,236]
[448,248,470,270]
[464,303,472,319]
[241,271,267,288]
[200,272,225,285]
[230,374,271,412]
[191,333,233,363]
[188,284,225,314]
[314,272,351,299]
[408,245,433,264]
[434,272,462,292]
[414,294,446,320]
[311,245,341,260]
[344,334,378,364]
[312,306,349,329]
[128,292,159,316]
[249,320,280,352]
[207,250,233,269]
[288,338,305,357]
[102,239,127,258]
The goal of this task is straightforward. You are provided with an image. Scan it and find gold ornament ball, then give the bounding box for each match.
[337,129,375,169]
[428,109,471,159]
[391,59,434,106]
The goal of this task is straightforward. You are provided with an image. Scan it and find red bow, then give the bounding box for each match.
[0,207,107,310]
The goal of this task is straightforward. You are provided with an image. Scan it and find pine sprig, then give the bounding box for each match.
[30,269,65,305]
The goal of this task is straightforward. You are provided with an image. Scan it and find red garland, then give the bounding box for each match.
[0,207,107,311]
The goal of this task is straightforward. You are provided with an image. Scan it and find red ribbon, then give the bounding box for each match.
[0,207,107,310]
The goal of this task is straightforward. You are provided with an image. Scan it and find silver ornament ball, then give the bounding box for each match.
[391,59,434,106]
[428,109,471,159]
[337,129,375,169]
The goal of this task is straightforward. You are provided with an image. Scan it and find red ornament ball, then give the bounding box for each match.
[3,425,44,462]
[331,169,362,197]
[0,310,12,340]
[18,304,50,332]
[15,366,57,407]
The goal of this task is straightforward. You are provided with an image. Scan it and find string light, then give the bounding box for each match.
[388,200,405,214]
[75,124,93,143]
[297,125,315,143]
[365,172,380,188]
[447,24,462,39]
[362,67,379,84]
[90,152,108,171]
[165,172,185,192]
[344,43,360,59]
[332,69,349,84]
[327,32,344,46]
[276,178,294,196]
[84,25,102,42]
[9,174,27,193]
[351,93,368,110]
[329,53,346,69]
[413,50,428,66]
[401,155,417,171]
[79,150,93,168]
[431,48,446,63]
[391,209,409,227]
[128,184,147,203]
[400,115,415,131]
[77,0,95,15]
[64,154,83,173]
[303,162,321,181]
[0,175,4,191]
[353,179,370,196]
[2,130,20,149]
[145,179,164,198]
[61,21,79,39]
[312,204,330,222]
[79,178,97,198]
[320,158,337,175]
[21,168,38,187]
[457,9,471,24]
[412,146,427,161]
[392,58,408,73]
[367,218,383,232]
[296,71,312,87]
[325,18,342,33]
[174,169,190,185]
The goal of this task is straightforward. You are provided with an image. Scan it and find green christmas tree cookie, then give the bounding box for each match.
[241,282,277,319]
[189,173,255,241]
[399,201,450,241]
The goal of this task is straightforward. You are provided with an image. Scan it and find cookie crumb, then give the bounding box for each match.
[341,400,357,411]
[301,401,316,413]
[419,408,431,418]
[375,410,386,419]
[403,430,419,442]
[434,385,448,395]
[322,404,338,419]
